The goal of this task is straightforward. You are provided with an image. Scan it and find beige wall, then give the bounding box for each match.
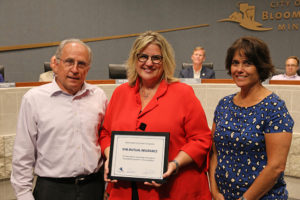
[0,83,300,199]
[1,84,300,179]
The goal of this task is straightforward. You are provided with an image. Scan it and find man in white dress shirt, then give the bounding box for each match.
[11,39,108,200]
[38,56,56,82]
[271,56,300,80]
[38,70,54,82]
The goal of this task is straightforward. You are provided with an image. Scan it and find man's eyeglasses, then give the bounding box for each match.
[286,64,298,67]
[58,58,89,69]
[137,54,163,64]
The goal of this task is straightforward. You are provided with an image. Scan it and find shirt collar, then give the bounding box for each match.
[284,74,299,79]
[49,79,93,97]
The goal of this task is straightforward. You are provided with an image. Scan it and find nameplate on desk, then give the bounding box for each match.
[0,82,16,88]
[115,79,128,84]
[179,78,201,84]
[108,131,169,183]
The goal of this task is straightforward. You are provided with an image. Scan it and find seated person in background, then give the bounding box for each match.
[39,56,55,82]
[0,73,3,82]
[271,56,300,80]
[179,46,215,79]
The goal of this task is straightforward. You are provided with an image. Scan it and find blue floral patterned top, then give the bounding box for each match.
[213,93,294,200]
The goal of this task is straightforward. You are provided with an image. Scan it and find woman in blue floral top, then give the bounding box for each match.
[209,36,294,200]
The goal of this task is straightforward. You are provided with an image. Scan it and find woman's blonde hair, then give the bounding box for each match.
[126,31,178,86]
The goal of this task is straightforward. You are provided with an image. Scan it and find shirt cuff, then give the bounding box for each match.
[16,191,35,200]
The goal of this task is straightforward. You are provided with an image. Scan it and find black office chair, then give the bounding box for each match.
[182,62,213,69]
[108,64,127,79]
[0,65,4,81]
[44,62,52,72]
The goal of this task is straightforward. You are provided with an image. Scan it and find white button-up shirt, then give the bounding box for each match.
[11,80,108,200]
[271,73,300,80]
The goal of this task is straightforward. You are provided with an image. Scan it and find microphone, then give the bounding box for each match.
[139,123,147,131]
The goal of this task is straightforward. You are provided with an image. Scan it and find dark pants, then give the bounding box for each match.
[33,172,104,200]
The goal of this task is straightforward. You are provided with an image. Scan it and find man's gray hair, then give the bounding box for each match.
[55,39,92,63]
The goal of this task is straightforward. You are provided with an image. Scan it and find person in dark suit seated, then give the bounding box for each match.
[179,46,215,79]
[0,74,3,82]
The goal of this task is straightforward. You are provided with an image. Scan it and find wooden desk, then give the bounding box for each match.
[13,79,300,87]
[269,80,300,85]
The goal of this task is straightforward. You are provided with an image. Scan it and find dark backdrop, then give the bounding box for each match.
[0,0,299,82]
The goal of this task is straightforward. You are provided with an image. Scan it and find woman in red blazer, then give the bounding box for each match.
[100,31,212,200]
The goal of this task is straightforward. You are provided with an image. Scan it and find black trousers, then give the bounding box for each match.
[33,173,104,200]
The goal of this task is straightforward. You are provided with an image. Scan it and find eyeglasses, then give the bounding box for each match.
[58,58,89,69]
[286,64,298,67]
[137,54,163,64]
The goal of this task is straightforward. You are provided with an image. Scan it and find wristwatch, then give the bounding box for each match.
[240,196,247,200]
[171,160,179,174]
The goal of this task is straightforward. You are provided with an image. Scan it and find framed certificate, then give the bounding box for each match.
[108,131,169,183]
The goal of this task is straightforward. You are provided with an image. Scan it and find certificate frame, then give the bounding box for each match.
[108,131,169,183]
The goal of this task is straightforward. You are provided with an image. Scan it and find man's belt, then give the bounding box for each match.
[39,172,101,185]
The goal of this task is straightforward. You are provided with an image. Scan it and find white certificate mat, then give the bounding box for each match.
[108,131,169,183]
